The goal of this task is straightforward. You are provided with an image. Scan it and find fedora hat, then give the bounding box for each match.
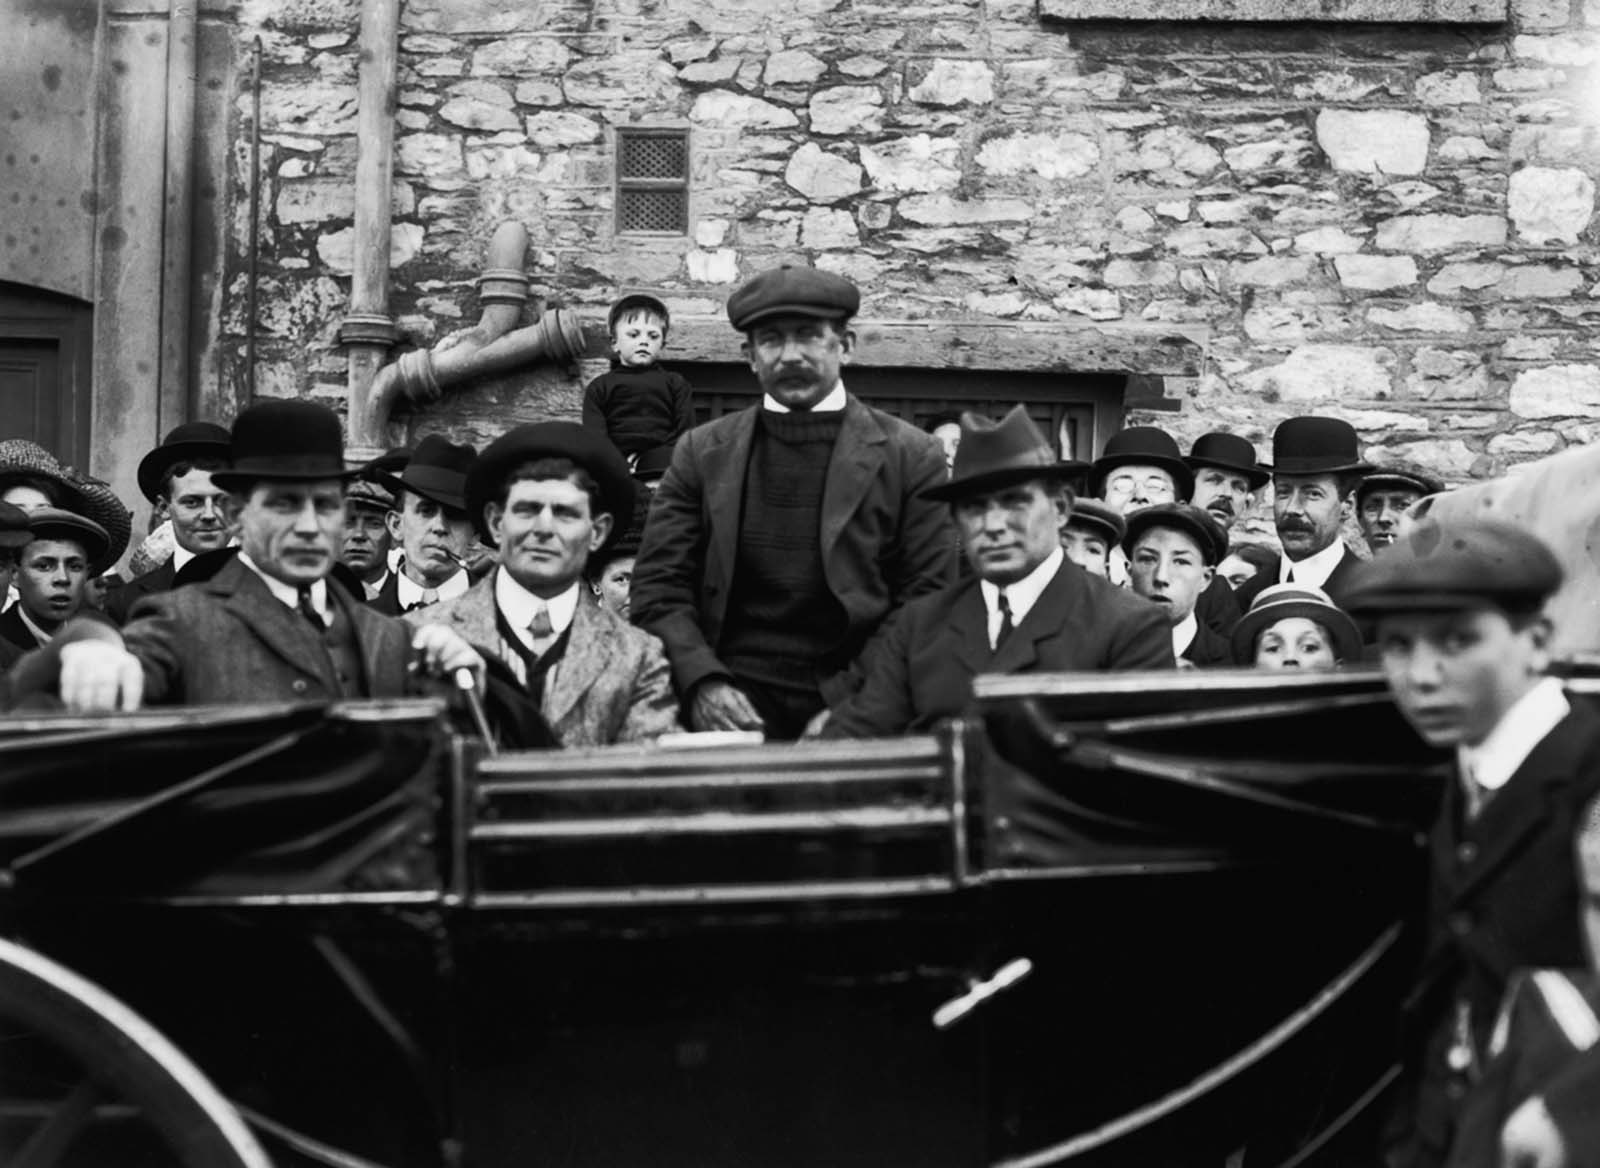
[24,506,111,575]
[1356,462,1444,507]
[1089,427,1195,501]
[373,434,477,514]
[1270,416,1371,477]
[465,421,636,551]
[210,400,360,492]
[0,439,132,571]
[1122,502,1228,566]
[922,406,1087,502]
[1185,432,1270,491]
[1063,497,1126,547]
[1231,583,1364,666]
[135,421,232,503]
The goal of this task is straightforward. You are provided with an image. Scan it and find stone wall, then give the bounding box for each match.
[227,0,1600,509]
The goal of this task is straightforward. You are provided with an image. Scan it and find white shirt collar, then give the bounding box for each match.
[17,604,55,645]
[172,545,196,573]
[1172,611,1199,658]
[762,381,847,414]
[396,564,470,608]
[236,551,329,622]
[979,547,1062,650]
[1459,677,1570,794]
[1278,538,1348,589]
[495,568,580,650]
[362,569,390,602]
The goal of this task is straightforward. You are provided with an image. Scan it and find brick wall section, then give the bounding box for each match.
[225,0,1600,518]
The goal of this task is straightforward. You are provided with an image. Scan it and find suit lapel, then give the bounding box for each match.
[989,561,1075,674]
[212,559,338,693]
[704,409,757,598]
[950,582,994,676]
[438,575,502,649]
[544,594,613,729]
[820,396,885,565]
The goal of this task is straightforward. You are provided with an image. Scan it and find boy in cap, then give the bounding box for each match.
[1123,503,1232,667]
[0,508,108,659]
[1358,462,1443,553]
[581,293,696,473]
[822,408,1170,738]
[369,434,478,617]
[1061,497,1124,579]
[632,264,953,740]
[1341,519,1600,1168]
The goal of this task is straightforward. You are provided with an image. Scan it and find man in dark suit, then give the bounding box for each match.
[1123,503,1233,667]
[1342,519,1600,1168]
[39,400,482,711]
[631,265,954,739]
[1234,416,1372,612]
[367,435,478,617]
[106,422,232,625]
[822,407,1171,738]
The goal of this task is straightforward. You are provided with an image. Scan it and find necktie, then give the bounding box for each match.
[1285,565,1296,584]
[995,590,1015,651]
[1462,756,1491,819]
[296,586,324,632]
[528,604,555,657]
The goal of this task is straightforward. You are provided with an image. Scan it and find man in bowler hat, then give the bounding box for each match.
[368,434,479,616]
[1358,462,1443,553]
[42,399,483,710]
[1341,519,1600,1168]
[823,407,1171,738]
[410,422,680,747]
[631,264,954,740]
[1233,416,1371,613]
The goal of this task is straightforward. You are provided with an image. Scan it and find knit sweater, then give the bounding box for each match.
[581,364,696,456]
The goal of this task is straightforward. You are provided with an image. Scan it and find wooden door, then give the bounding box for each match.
[0,283,93,467]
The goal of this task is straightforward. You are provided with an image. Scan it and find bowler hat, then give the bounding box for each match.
[1342,518,1561,616]
[922,406,1087,502]
[1270,417,1371,477]
[1064,498,1126,547]
[1357,462,1444,508]
[609,293,671,335]
[1185,432,1270,491]
[1090,427,1195,501]
[1122,503,1228,566]
[1231,583,1364,666]
[24,506,111,574]
[727,265,861,332]
[135,421,232,503]
[465,421,636,552]
[373,434,477,514]
[211,400,360,492]
[0,439,132,570]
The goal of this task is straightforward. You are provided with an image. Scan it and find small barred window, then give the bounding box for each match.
[617,128,689,235]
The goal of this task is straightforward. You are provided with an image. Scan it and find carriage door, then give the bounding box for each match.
[0,283,93,467]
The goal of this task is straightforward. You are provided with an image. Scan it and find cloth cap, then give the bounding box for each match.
[373,433,477,514]
[1185,431,1270,490]
[0,500,30,549]
[1090,427,1195,501]
[726,265,861,331]
[1341,517,1562,616]
[1063,497,1127,547]
[465,421,636,551]
[345,477,396,512]
[1231,582,1365,665]
[1270,416,1371,477]
[0,439,132,571]
[23,506,111,573]
[1357,462,1445,507]
[211,400,359,491]
[136,421,232,503]
[922,405,1086,502]
[1121,502,1228,566]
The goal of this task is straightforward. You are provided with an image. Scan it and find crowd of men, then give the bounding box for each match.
[0,263,1596,1163]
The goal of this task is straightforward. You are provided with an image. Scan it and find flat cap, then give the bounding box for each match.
[1064,498,1126,547]
[1342,517,1561,616]
[25,506,111,572]
[1122,502,1228,566]
[1357,462,1445,506]
[346,477,396,511]
[727,265,860,331]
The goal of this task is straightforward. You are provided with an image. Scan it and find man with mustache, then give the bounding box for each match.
[1233,416,1371,612]
[1358,462,1443,553]
[368,435,479,617]
[631,265,954,740]
[341,476,398,601]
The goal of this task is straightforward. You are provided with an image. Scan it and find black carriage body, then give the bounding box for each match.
[0,672,1470,1167]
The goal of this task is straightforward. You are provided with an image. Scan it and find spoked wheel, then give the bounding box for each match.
[0,935,270,1168]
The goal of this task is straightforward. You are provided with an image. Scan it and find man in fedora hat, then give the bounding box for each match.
[1233,416,1372,613]
[823,407,1171,737]
[368,434,479,617]
[1123,503,1233,667]
[1358,461,1444,553]
[631,264,953,740]
[411,422,679,747]
[106,421,232,625]
[40,400,483,711]
[0,508,108,659]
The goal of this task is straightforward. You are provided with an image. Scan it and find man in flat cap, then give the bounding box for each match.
[410,422,679,748]
[1234,416,1371,613]
[1342,519,1600,1168]
[1358,462,1443,554]
[822,408,1170,738]
[1123,503,1233,667]
[631,264,954,740]
[368,434,479,617]
[1060,497,1125,580]
[106,421,233,625]
[342,476,398,601]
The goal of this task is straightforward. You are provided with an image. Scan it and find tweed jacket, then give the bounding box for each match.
[106,559,177,626]
[408,571,680,748]
[630,393,955,706]
[119,556,415,705]
[825,559,1174,738]
[1232,542,1362,612]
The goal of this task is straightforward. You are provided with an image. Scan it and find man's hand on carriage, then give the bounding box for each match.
[58,639,145,712]
[409,624,486,690]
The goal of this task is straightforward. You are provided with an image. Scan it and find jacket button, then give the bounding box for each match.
[1456,842,1478,864]
[1448,911,1472,937]
[292,679,309,695]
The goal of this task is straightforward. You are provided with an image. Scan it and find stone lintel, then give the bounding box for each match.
[1040,0,1506,22]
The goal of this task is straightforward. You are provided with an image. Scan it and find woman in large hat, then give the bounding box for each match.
[0,439,131,574]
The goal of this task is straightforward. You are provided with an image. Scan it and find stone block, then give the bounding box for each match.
[1164,226,1268,257]
[514,81,564,107]
[524,112,601,148]
[261,81,357,136]
[1364,438,1480,476]
[1335,255,1420,290]
[898,194,1034,225]
[1295,227,1365,254]
[1515,0,1573,27]
[1239,344,1396,403]
[860,136,962,192]
[1428,262,1506,294]
[1500,263,1586,297]
[1438,136,1499,162]
[801,207,860,249]
[1382,181,1447,212]
[686,249,738,283]
[396,134,465,176]
[1508,165,1595,243]
[841,56,889,78]
[1416,71,1483,104]
[316,223,424,274]
[809,87,884,135]
[1232,256,1315,287]
[785,143,864,200]
[1368,303,1475,332]
[1502,335,1563,359]
[907,59,996,106]
[680,59,742,85]
[765,50,828,86]
[692,91,801,129]
[965,291,1030,316]
[1115,127,1223,181]
[1315,110,1430,175]
[1053,287,1123,321]
[1509,124,1593,164]
[1509,363,1600,415]
[439,96,522,133]
[1487,429,1563,456]
[1042,0,1506,16]
[1403,348,1491,399]
[469,37,572,77]
[1512,33,1600,64]
[1105,259,1179,287]
[1373,213,1507,251]
[977,130,1099,180]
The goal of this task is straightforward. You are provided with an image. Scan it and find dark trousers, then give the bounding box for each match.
[734,673,826,741]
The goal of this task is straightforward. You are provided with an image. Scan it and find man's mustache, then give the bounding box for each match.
[1278,518,1314,533]
[1205,498,1234,517]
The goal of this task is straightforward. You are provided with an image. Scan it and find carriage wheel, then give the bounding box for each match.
[0,935,270,1168]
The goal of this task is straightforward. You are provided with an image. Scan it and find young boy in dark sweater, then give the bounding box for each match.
[581,294,695,470]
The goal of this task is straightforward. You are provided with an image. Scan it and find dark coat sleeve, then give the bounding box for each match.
[581,374,610,434]
[1110,598,1178,670]
[823,602,925,739]
[668,371,695,440]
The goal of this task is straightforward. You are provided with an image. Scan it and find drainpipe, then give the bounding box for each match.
[341,0,400,460]
[346,221,587,462]
[159,0,197,431]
